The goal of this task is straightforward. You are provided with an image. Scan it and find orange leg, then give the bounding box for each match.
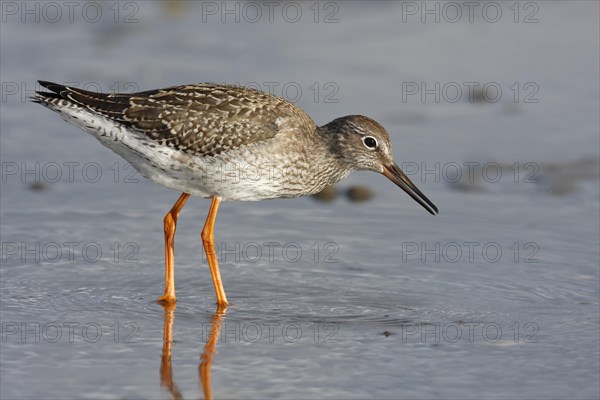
[157,192,190,305]
[201,197,229,306]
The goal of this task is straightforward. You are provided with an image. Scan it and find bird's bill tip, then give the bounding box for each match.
[382,163,439,215]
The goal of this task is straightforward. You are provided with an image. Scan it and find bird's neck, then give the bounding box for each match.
[313,125,354,185]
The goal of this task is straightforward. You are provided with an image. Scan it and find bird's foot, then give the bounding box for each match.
[215,301,229,312]
[156,293,176,305]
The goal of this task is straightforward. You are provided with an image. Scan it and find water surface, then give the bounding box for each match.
[1,2,599,399]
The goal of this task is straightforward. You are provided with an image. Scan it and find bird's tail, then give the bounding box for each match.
[32,80,135,119]
[31,81,72,107]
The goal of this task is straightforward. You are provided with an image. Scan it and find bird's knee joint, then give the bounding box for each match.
[164,212,177,226]
[201,231,213,244]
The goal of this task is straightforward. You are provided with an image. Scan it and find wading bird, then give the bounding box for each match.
[34,81,438,307]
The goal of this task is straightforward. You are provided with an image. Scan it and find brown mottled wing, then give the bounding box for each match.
[35,81,316,157]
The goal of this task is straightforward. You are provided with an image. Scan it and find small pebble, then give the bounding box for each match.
[471,87,488,103]
[346,185,374,202]
[29,182,48,192]
[311,185,338,202]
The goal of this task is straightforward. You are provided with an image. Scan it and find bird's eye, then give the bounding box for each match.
[362,136,378,149]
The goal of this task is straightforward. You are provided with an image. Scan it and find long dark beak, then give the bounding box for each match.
[382,163,439,215]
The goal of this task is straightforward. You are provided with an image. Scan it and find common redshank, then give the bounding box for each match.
[33,81,438,306]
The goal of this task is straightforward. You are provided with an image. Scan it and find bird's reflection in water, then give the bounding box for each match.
[160,303,182,400]
[159,303,227,400]
[199,305,227,400]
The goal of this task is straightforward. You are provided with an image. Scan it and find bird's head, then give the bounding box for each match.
[320,115,438,215]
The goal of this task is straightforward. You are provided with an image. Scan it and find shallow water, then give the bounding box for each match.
[1,2,599,399]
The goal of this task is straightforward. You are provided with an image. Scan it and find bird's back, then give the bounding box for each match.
[33,81,317,157]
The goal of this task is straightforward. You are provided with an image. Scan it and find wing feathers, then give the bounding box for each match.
[34,81,317,157]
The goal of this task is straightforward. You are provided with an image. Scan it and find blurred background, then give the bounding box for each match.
[1,1,598,399]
